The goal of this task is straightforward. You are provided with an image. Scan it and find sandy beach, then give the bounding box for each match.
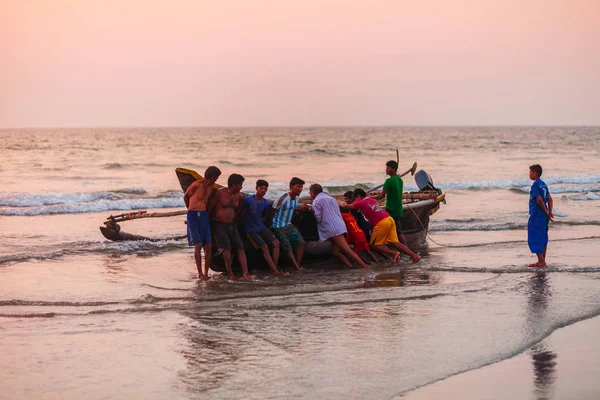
[402,314,600,399]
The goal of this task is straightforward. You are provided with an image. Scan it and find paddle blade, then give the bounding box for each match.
[410,162,417,176]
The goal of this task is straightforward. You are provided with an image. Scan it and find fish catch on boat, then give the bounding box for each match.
[99,166,446,271]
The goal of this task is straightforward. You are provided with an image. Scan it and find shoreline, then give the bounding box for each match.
[401,314,600,399]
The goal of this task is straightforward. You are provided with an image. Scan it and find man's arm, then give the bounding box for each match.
[371,189,387,200]
[547,194,554,221]
[207,189,219,218]
[535,196,554,221]
[312,199,323,223]
[183,184,194,209]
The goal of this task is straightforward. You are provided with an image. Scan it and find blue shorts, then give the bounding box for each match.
[187,210,212,246]
[528,215,549,254]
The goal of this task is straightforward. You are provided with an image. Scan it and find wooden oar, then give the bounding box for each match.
[366,161,417,194]
[104,210,187,225]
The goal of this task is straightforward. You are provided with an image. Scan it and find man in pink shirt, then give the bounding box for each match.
[347,188,421,263]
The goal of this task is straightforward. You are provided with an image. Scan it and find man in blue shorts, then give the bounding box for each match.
[528,164,554,268]
[242,180,284,276]
[269,177,306,271]
[184,166,221,280]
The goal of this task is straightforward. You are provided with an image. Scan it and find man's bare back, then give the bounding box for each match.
[184,180,213,211]
[211,187,243,224]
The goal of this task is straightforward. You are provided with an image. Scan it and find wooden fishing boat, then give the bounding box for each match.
[99,166,446,270]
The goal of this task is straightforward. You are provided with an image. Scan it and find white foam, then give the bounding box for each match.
[439,174,600,191]
[570,192,600,201]
[0,197,185,216]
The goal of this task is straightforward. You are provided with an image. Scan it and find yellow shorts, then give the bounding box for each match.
[370,216,399,246]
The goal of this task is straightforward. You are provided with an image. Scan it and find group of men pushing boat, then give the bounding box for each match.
[184,161,421,281]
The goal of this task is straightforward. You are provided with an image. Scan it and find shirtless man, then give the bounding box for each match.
[184,166,221,280]
[208,173,255,280]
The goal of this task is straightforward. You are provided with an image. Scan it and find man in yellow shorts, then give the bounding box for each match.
[347,188,421,263]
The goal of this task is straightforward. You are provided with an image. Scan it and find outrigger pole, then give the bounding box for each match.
[104,210,187,225]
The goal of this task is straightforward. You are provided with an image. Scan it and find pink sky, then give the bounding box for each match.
[1,0,599,127]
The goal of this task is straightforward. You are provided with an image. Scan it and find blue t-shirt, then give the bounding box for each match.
[529,179,550,217]
[243,195,271,233]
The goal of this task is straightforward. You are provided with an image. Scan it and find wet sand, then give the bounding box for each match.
[401,314,600,400]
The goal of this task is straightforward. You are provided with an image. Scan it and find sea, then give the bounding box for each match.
[1,127,599,399]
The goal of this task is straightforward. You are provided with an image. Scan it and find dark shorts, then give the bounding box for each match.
[187,210,212,246]
[271,224,305,253]
[392,216,404,236]
[247,229,276,249]
[212,221,244,252]
[528,215,549,254]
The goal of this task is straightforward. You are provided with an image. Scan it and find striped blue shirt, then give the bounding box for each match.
[271,193,298,229]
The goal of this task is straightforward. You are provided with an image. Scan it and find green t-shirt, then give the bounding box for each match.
[383,175,403,218]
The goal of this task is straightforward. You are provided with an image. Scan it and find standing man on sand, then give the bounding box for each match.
[184,166,221,280]
[242,179,284,276]
[371,160,407,244]
[309,184,369,269]
[208,173,255,280]
[269,177,306,271]
[528,164,553,268]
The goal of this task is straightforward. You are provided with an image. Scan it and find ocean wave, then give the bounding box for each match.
[0,197,185,216]
[0,187,159,207]
[0,191,118,207]
[439,174,600,191]
[510,186,600,195]
[0,238,187,266]
[431,219,600,232]
[568,192,600,201]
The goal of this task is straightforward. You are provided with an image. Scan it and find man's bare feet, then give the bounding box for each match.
[198,274,210,281]
[228,274,238,281]
[412,254,421,263]
[528,262,547,268]
[392,251,401,263]
[243,273,257,280]
[272,270,289,276]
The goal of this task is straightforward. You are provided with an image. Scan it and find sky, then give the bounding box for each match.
[1,0,599,127]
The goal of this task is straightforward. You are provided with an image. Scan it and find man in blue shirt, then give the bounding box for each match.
[242,180,284,276]
[528,164,554,268]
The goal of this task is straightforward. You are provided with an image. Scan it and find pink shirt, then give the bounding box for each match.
[352,198,389,227]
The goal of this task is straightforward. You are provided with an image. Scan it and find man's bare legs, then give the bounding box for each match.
[203,243,212,278]
[363,249,379,264]
[271,240,280,269]
[331,244,352,268]
[295,244,304,269]
[529,246,548,268]
[222,249,235,280]
[390,241,421,263]
[371,244,401,262]
[331,235,368,268]
[236,249,255,280]
[194,244,209,280]
[260,244,283,276]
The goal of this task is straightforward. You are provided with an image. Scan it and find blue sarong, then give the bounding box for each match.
[528,215,548,254]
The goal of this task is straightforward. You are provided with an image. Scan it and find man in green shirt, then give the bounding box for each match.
[371,160,407,244]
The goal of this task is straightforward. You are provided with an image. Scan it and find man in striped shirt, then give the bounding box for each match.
[309,184,368,269]
[269,177,306,270]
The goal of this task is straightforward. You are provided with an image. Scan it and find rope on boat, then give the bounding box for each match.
[406,204,451,248]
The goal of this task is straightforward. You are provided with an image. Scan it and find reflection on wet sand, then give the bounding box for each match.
[526,272,557,400]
